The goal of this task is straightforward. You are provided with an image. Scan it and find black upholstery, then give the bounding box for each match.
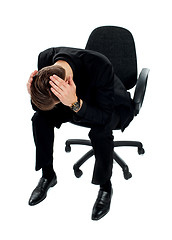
[65,26,149,180]
[86,26,137,90]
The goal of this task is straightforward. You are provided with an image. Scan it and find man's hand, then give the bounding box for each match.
[27,70,38,95]
[49,75,77,107]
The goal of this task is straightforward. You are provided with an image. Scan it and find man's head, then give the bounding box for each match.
[31,65,66,111]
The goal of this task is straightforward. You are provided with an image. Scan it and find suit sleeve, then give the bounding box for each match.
[37,48,55,70]
[76,64,115,126]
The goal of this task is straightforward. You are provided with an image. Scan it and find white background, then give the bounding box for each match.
[0,0,172,239]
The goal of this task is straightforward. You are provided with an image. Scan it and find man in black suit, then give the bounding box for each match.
[27,47,134,220]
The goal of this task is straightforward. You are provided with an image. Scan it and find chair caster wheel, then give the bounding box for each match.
[138,147,145,155]
[65,144,71,152]
[124,171,132,180]
[73,167,83,178]
[123,166,132,180]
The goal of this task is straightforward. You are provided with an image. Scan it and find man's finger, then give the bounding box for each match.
[51,75,66,85]
[29,70,38,83]
[50,86,62,99]
[68,76,75,86]
[50,76,67,89]
[49,80,64,93]
[31,70,38,77]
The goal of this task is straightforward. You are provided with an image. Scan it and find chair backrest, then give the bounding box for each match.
[85,26,137,90]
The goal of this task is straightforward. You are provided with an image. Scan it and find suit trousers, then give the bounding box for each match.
[31,104,118,185]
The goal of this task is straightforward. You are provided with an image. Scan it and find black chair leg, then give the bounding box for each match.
[113,141,145,155]
[113,151,132,180]
[73,149,94,178]
[65,139,92,152]
[65,139,145,180]
[65,139,94,178]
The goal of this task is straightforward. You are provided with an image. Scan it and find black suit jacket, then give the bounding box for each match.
[32,47,134,131]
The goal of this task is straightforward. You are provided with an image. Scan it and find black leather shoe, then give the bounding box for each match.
[91,188,113,220]
[28,174,57,206]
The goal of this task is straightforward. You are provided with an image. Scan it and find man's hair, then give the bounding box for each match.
[31,65,66,111]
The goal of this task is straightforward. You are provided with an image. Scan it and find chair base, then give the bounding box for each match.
[65,139,145,180]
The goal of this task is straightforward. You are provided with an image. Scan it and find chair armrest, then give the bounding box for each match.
[133,68,150,116]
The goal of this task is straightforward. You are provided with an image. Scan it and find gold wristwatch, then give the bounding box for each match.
[70,99,80,112]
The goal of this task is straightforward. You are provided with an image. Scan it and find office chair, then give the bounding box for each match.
[65,26,149,180]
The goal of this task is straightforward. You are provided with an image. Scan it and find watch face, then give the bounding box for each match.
[72,101,80,111]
